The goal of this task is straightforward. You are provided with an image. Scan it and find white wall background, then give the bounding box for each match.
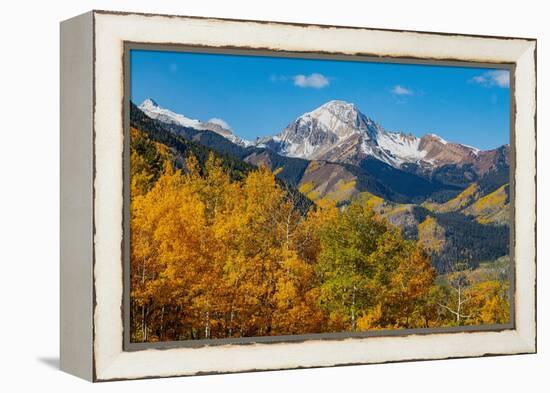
[0,0,546,391]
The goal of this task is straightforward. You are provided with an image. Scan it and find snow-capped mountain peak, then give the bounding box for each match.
[138,98,252,147]
[139,98,159,110]
[308,100,359,124]
[138,98,203,129]
[298,100,365,139]
[260,100,481,169]
[260,100,379,159]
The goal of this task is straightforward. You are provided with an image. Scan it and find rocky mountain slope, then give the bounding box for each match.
[260,100,509,189]
[260,100,482,168]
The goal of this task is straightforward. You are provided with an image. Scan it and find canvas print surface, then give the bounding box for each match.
[128,49,511,343]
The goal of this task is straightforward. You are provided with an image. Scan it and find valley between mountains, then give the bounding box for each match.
[135,98,510,273]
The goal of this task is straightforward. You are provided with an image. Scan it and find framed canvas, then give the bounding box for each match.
[60,10,537,382]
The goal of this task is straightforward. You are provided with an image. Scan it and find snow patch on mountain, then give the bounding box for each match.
[427,133,448,145]
[305,100,361,139]
[461,143,480,155]
[207,117,232,131]
[138,99,252,147]
[139,98,203,129]
[376,132,427,165]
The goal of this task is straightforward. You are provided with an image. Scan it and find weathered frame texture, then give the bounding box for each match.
[60,10,537,382]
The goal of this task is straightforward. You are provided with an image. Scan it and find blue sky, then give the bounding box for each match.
[130,49,510,150]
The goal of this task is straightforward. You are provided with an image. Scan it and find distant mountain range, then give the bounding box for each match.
[134,99,511,271]
[139,99,509,179]
[139,98,509,201]
[139,98,253,148]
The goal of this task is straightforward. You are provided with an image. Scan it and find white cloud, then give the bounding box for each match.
[391,85,414,96]
[293,73,330,89]
[470,70,510,88]
[207,118,232,130]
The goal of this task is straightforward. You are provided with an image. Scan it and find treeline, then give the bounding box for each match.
[395,206,509,274]
[131,102,313,188]
[130,102,253,181]
[432,212,509,272]
[130,127,510,343]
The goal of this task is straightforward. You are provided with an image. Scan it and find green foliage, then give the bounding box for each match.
[357,158,460,204]
[129,128,166,195]
[316,201,437,331]
[432,212,509,272]
[430,163,479,188]
[316,203,388,330]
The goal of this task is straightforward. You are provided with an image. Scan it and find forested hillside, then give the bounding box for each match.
[129,106,510,342]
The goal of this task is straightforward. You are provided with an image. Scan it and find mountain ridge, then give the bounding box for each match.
[260,100,507,176]
[139,98,508,179]
[134,101,465,204]
[139,98,253,147]
[135,98,509,205]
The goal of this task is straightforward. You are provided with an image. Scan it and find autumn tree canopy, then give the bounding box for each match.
[129,127,510,342]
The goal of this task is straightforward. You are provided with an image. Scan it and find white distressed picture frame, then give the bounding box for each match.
[60,10,536,382]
